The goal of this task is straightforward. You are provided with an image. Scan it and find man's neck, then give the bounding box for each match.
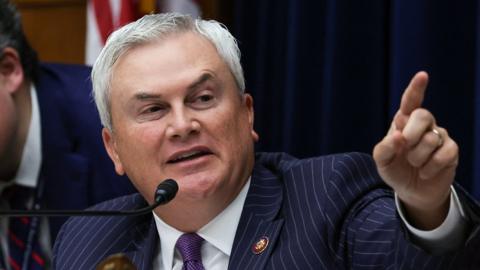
[155,179,248,232]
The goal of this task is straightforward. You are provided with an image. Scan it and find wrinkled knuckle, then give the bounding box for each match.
[412,108,431,122]
[444,142,459,162]
[424,132,439,148]
[431,153,447,167]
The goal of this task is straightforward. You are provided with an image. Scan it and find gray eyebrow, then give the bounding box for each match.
[187,73,214,92]
[131,72,215,102]
[133,92,162,100]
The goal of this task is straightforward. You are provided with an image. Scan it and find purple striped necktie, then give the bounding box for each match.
[176,233,205,270]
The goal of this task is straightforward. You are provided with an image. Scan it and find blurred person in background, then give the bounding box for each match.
[0,0,135,269]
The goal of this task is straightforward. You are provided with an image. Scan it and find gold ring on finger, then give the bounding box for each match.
[432,128,444,148]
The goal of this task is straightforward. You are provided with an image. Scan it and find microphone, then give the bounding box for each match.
[0,178,178,217]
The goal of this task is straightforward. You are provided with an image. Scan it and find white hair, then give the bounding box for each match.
[91,13,245,131]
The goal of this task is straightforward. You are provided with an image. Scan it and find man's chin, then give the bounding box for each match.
[175,173,220,199]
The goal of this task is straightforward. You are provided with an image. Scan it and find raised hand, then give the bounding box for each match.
[373,71,458,229]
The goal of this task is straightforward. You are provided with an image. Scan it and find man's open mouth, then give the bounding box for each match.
[167,150,212,164]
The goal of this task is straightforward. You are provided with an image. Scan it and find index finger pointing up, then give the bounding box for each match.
[399,71,429,116]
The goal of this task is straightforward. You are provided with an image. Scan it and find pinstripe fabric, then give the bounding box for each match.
[52,152,480,269]
[52,195,157,270]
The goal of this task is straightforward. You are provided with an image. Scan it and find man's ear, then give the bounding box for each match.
[244,93,259,142]
[0,47,24,94]
[102,128,125,175]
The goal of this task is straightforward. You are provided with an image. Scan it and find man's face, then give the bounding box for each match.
[103,32,257,209]
[0,69,17,170]
[0,48,21,180]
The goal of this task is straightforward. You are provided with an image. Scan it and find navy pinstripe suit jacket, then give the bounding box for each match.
[52,152,480,269]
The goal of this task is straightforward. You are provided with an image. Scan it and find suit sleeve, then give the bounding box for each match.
[328,153,480,269]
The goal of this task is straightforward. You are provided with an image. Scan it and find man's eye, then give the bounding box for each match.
[198,95,213,102]
[191,94,216,109]
[146,106,162,113]
[140,105,166,117]
[137,105,167,121]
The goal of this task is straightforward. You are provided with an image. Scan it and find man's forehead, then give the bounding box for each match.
[112,32,219,74]
[108,31,230,102]
[119,30,209,56]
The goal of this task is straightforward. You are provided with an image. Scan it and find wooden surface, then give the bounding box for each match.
[13,0,87,64]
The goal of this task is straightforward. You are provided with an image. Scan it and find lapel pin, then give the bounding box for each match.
[252,236,269,254]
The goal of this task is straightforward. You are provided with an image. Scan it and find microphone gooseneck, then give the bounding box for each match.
[0,178,178,217]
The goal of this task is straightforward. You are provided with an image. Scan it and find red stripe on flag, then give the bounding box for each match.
[8,257,21,270]
[119,0,138,27]
[32,251,45,266]
[7,230,25,249]
[93,0,113,44]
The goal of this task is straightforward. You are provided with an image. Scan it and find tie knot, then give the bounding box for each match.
[176,233,204,263]
[3,185,34,209]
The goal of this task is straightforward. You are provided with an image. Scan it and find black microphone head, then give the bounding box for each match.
[154,179,178,205]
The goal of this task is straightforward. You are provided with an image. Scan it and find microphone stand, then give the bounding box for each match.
[0,179,178,217]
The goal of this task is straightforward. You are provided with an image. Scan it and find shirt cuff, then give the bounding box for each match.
[395,186,467,253]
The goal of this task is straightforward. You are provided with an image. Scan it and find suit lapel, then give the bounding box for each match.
[119,157,287,270]
[229,155,285,270]
[124,217,159,270]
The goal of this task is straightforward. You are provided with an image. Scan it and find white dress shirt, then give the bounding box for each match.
[396,186,467,253]
[0,85,50,269]
[152,178,467,269]
[152,178,251,270]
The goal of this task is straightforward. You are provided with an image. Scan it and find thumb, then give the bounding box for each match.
[373,130,404,168]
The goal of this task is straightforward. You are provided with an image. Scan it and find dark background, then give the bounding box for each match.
[232,0,480,198]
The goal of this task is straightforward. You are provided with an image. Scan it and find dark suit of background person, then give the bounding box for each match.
[0,1,136,268]
[52,13,480,270]
[53,152,480,270]
[34,63,136,240]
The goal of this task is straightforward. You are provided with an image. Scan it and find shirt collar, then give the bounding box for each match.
[153,177,251,269]
[0,84,41,192]
[15,84,42,188]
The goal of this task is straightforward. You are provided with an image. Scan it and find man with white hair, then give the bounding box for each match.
[53,13,480,269]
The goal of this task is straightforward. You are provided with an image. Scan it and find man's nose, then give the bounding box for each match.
[165,108,200,140]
